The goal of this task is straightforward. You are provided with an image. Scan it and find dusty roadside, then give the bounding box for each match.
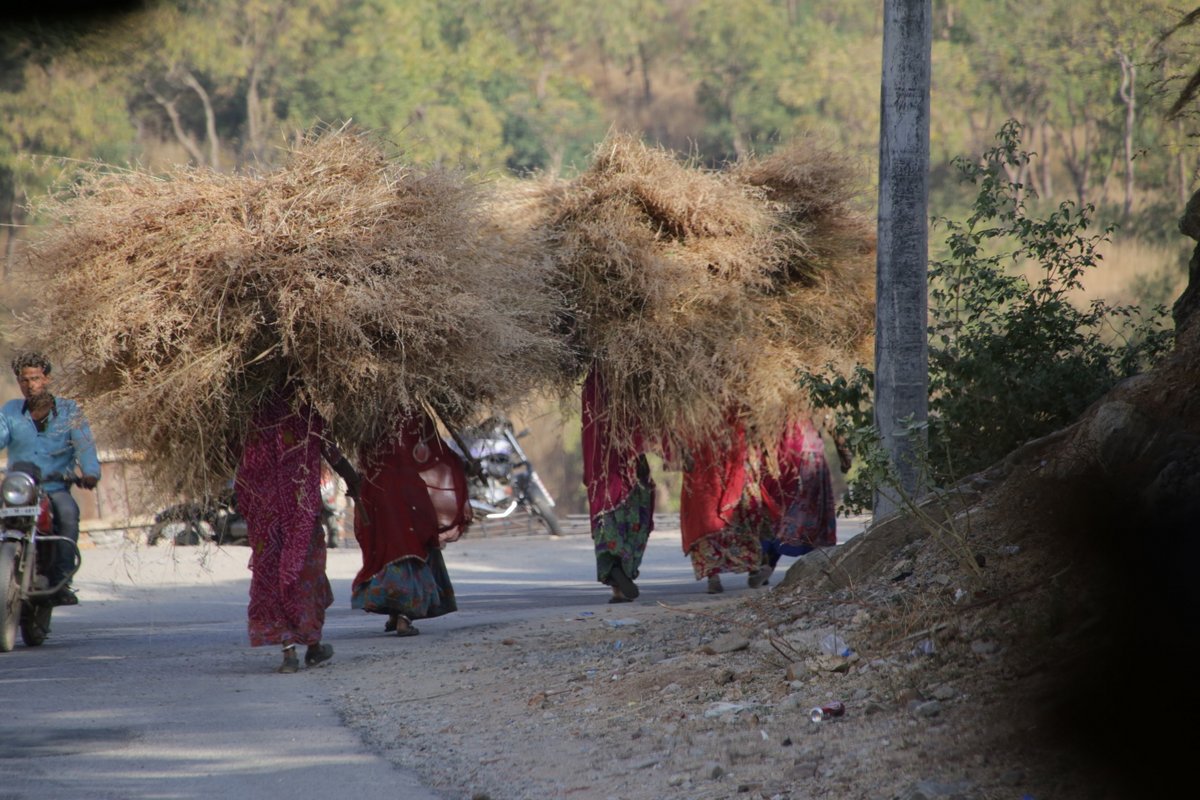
[311,507,1118,800]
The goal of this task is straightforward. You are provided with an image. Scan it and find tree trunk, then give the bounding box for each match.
[1117,50,1136,221]
[149,80,207,166]
[1179,119,1191,208]
[179,68,221,171]
[246,59,264,165]
[1039,120,1053,198]
[874,0,932,518]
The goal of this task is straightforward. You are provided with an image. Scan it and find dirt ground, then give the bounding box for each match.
[307,460,1189,800]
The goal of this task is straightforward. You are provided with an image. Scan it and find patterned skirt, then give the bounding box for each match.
[686,506,763,580]
[591,481,655,585]
[351,548,457,621]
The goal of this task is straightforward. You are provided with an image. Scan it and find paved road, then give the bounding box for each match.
[0,516,866,799]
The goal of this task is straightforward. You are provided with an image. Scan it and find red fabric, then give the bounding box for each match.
[745,416,836,548]
[762,417,823,509]
[236,392,328,646]
[353,412,471,589]
[582,367,646,521]
[679,421,748,554]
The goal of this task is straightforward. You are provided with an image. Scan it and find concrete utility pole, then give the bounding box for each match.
[874,0,931,518]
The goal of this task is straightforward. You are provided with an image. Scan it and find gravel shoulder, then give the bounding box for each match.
[308,516,1083,800]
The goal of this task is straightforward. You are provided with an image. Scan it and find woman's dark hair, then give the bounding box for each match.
[11,352,52,376]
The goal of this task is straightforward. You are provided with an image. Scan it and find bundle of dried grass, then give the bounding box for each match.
[732,138,877,374]
[536,133,801,454]
[502,133,876,457]
[14,127,564,499]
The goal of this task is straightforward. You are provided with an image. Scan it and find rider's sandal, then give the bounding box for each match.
[394,616,419,637]
[384,614,399,633]
[304,643,334,667]
[277,645,300,674]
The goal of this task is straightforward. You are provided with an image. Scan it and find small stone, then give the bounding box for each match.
[970,639,1001,656]
[714,668,735,685]
[701,761,725,780]
[913,700,943,718]
[784,762,817,781]
[777,693,806,712]
[667,775,687,787]
[709,632,752,654]
[863,701,886,716]
[500,638,516,646]
[932,684,956,701]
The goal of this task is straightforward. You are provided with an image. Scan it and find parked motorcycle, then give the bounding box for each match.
[147,485,248,546]
[453,417,563,536]
[0,463,83,651]
[319,465,343,548]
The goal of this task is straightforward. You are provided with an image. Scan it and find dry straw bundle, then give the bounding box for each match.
[509,132,875,457]
[15,128,563,499]
[540,132,798,454]
[731,138,877,375]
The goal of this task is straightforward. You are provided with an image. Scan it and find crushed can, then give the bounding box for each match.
[809,701,846,723]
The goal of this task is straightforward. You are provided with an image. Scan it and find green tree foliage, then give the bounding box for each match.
[926,121,1172,478]
[807,122,1173,511]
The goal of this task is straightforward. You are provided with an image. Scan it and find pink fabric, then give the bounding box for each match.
[759,417,836,549]
[237,392,329,647]
[679,421,748,554]
[582,368,646,521]
[761,417,823,508]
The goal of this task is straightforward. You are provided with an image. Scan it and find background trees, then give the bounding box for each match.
[4,0,1198,514]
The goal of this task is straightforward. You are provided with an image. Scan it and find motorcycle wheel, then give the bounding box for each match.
[147,520,214,546]
[19,602,51,647]
[527,486,564,537]
[1,542,21,652]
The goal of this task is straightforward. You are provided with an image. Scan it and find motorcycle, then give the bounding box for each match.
[453,417,563,536]
[319,465,343,549]
[147,485,248,546]
[0,463,83,651]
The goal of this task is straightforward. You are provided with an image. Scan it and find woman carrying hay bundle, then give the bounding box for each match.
[351,411,472,636]
[237,387,360,674]
[583,367,657,603]
[745,414,852,588]
[679,419,765,594]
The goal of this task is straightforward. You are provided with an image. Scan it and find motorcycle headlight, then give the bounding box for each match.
[2,472,37,506]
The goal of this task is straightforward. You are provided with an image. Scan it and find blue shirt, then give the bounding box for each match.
[0,396,101,492]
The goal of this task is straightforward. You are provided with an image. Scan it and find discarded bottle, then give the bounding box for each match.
[809,701,846,723]
[820,633,852,657]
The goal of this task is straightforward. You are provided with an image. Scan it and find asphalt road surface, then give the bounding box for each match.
[0,516,866,800]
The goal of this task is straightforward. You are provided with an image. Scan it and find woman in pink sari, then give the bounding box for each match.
[748,415,851,587]
[583,368,656,603]
[236,388,359,673]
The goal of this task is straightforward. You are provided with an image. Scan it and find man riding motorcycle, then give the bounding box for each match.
[0,352,100,606]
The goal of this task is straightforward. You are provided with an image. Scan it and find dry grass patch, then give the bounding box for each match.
[14,127,564,499]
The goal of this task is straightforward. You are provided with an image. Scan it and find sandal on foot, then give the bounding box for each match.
[277,646,300,674]
[304,643,334,667]
[395,617,420,637]
[706,574,724,594]
[608,565,639,600]
[384,615,399,633]
[608,593,633,604]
